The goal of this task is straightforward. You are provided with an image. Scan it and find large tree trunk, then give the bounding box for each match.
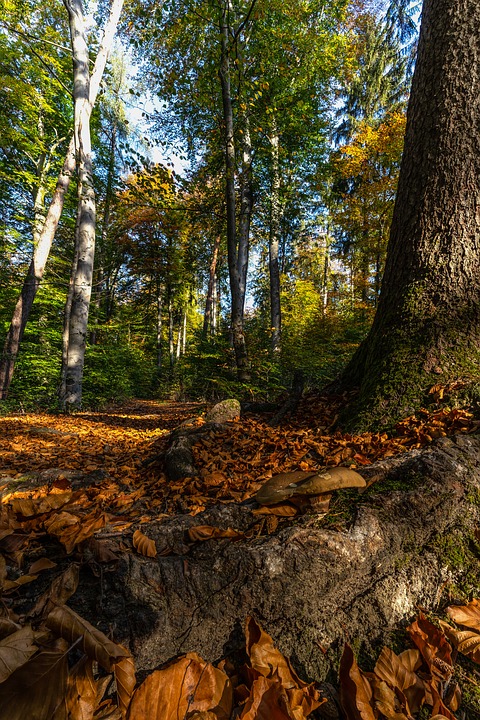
[62,0,96,411]
[0,0,123,400]
[342,0,480,429]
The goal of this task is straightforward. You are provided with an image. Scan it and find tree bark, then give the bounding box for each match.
[0,0,124,400]
[342,0,480,429]
[218,3,250,381]
[62,0,96,411]
[203,236,220,337]
[268,119,282,354]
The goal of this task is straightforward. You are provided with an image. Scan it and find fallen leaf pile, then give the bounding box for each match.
[0,394,479,717]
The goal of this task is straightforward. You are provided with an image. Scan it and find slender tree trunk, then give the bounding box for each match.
[212,278,218,335]
[181,310,187,355]
[157,287,163,370]
[59,234,80,405]
[61,0,96,411]
[342,0,480,429]
[168,297,174,367]
[268,118,282,354]
[322,233,330,316]
[203,236,221,337]
[0,0,123,400]
[219,3,250,381]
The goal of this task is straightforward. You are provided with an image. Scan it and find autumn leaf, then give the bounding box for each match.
[339,643,376,720]
[64,655,98,720]
[447,599,480,632]
[439,620,480,664]
[187,525,245,542]
[406,612,453,681]
[0,625,38,682]
[374,646,425,714]
[28,557,57,574]
[45,603,130,672]
[126,652,233,720]
[0,646,69,720]
[132,529,157,558]
[115,647,136,717]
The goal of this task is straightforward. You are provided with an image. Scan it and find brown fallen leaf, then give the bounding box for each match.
[0,645,69,720]
[239,675,297,719]
[339,643,376,720]
[133,529,157,558]
[127,651,232,720]
[370,675,412,720]
[407,612,453,681]
[114,646,136,717]
[28,557,57,574]
[8,492,72,517]
[64,655,98,720]
[447,599,480,632]
[0,625,38,682]
[439,620,480,664]
[29,563,80,619]
[45,603,130,672]
[374,646,425,714]
[252,503,299,517]
[3,573,38,592]
[187,525,245,542]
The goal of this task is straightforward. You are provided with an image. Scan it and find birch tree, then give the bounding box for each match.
[0,0,124,400]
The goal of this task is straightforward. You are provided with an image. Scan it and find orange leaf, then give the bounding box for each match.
[0,626,38,682]
[447,599,480,632]
[339,643,376,720]
[45,603,129,672]
[127,652,232,720]
[187,525,245,542]
[406,613,453,681]
[133,529,157,558]
[115,647,136,717]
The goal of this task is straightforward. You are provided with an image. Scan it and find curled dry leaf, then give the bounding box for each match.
[0,625,38,682]
[28,557,57,574]
[45,603,130,672]
[132,529,157,558]
[439,620,480,664]
[244,617,324,717]
[127,651,233,720]
[339,643,376,720]
[239,675,297,720]
[370,675,412,720]
[187,525,245,542]
[406,612,453,681]
[64,655,98,720]
[252,503,299,517]
[374,646,425,714]
[0,617,21,640]
[0,647,68,720]
[8,492,72,518]
[114,646,136,717]
[447,599,480,632]
[29,563,80,619]
[59,511,110,554]
[255,468,365,506]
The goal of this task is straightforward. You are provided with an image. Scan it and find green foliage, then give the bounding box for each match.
[82,329,156,408]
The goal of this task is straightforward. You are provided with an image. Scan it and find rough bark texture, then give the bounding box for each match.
[74,434,480,681]
[268,121,282,354]
[342,0,480,428]
[219,5,250,381]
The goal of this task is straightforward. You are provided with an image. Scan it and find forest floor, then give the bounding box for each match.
[1,394,480,718]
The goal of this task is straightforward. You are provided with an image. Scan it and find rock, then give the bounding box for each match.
[71,434,480,681]
[205,399,241,424]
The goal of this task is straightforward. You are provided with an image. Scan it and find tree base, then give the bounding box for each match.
[70,434,480,679]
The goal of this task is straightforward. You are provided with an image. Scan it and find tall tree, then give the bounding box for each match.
[0,0,123,400]
[341,0,480,429]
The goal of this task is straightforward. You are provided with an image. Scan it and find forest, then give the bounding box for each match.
[0,0,480,718]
